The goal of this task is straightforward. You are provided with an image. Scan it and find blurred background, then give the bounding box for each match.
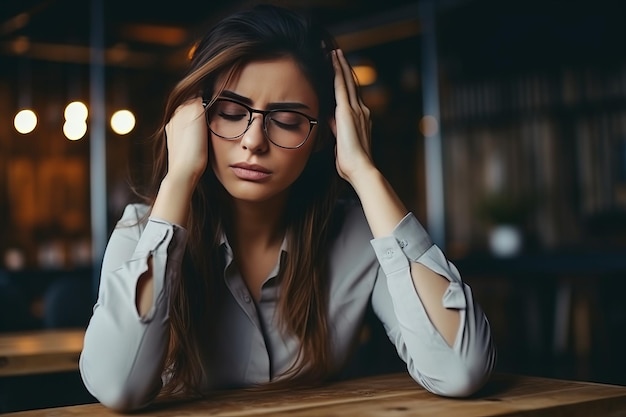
[1,0,625,412]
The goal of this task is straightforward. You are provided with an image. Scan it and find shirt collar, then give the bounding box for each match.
[218,231,289,256]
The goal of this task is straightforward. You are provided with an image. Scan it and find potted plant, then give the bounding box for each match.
[477,192,531,257]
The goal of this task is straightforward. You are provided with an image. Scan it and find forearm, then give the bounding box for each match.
[139,175,194,315]
[353,168,460,345]
[151,174,196,228]
[349,167,407,238]
[373,256,495,397]
[81,267,169,411]
[80,210,187,411]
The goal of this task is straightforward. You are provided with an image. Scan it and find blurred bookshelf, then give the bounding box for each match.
[434,0,626,386]
[437,0,626,256]
[441,65,626,254]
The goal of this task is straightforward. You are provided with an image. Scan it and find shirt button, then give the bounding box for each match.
[399,239,408,248]
[384,249,394,258]
[243,295,251,303]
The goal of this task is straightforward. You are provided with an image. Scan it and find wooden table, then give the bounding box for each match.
[4,372,626,416]
[0,329,85,377]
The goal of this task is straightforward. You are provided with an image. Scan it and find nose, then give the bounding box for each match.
[240,114,269,153]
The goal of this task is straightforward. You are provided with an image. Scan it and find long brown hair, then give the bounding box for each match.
[147,5,342,396]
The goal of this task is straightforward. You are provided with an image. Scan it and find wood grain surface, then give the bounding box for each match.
[4,372,626,416]
[0,329,84,377]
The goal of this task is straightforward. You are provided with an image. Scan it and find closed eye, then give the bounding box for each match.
[218,111,247,121]
[269,112,306,130]
[271,119,300,131]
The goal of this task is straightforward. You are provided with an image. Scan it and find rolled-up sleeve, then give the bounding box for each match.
[370,212,496,397]
[80,204,188,411]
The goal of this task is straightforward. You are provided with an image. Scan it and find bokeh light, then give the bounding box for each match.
[64,101,88,121]
[110,109,135,135]
[63,119,87,140]
[419,115,439,137]
[14,109,37,134]
[353,65,377,86]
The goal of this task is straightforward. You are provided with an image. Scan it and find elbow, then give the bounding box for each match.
[443,348,496,398]
[415,343,497,398]
[90,385,150,412]
[438,324,498,398]
[428,367,489,398]
[81,375,158,412]
[80,356,159,412]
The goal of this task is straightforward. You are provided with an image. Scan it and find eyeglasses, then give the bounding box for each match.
[202,98,318,149]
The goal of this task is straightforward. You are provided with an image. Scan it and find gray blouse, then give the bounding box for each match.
[79,202,495,411]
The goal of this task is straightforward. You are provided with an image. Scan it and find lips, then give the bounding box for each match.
[230,162,272,181]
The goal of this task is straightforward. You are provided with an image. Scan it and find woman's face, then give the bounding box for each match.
[209,57,320,205]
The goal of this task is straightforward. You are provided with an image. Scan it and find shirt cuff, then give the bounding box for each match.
[369,212,433,275]
[145,217,188,262]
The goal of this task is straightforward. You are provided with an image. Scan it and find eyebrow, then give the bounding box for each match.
[220,90,311,111]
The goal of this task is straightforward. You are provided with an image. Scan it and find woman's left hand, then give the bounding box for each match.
[331,49,376,186]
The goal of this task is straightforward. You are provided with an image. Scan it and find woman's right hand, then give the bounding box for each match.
[152,97,208,227]
[164,97,209,185]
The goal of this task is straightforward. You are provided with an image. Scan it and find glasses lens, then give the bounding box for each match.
[266,111,311,148]
[207,99,313,148]
[207,100,250,139]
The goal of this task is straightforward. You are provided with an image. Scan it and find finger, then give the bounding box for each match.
[336,50,371,138]
[332,50,350,107]
[336,49,360,109]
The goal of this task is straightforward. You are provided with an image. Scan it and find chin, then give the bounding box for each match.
[223,182,289,204]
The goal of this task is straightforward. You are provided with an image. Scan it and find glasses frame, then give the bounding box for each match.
[202,98,319,149]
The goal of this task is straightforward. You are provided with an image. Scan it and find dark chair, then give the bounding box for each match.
[43,276,93,329]
[0,271,38,331]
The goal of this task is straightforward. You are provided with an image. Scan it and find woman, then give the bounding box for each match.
[79,4,495,411]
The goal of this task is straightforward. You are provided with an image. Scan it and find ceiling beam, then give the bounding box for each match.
[0,1,436,69]
[0,40,160,68]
